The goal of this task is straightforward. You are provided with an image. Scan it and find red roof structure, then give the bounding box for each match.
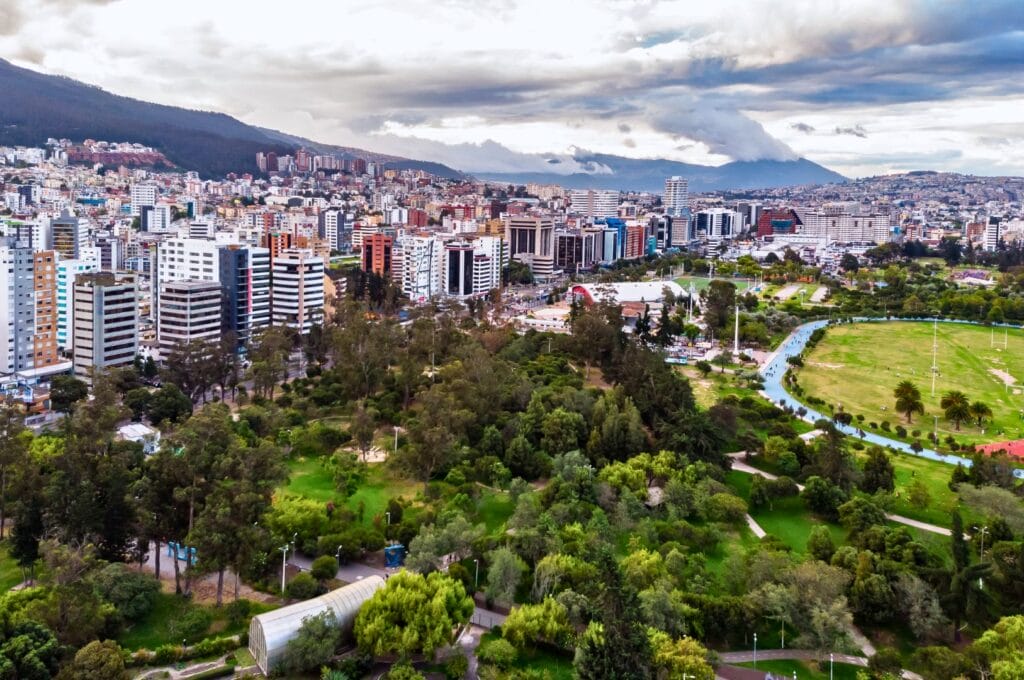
[974,439,1024,459]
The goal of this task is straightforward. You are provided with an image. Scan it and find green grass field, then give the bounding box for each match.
[118,592,275,650]
[799,321,1024,446]
[674,276,752,293]
[0,543,23,591]
[480,632,574,679]
[737,659,862,680]
[279,458,420,526]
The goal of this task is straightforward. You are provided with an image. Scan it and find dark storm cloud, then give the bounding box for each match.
[791,123,815,134]
[834,125,867,138]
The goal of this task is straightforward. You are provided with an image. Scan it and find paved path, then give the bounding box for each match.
[809,286,829,303]
[744,514,767,538]
[728,453,951,536]
[718,649,923,680]
[758,318,1024,479]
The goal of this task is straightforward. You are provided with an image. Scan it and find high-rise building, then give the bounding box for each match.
[362,233,394,276]
[130,184,158,217]
[50,210,88,259]
[399,235,442,302]
[272,249,324,334]
[555,231,597,270]
[663,176,689,222]
[695,209,743,241]
[505,216,554,279]
[32,251,59,374]
[985,216,1002,252]
[0,243,36,376]
[568,189,620,218]
[72,272,138,380]
[318,209,349,252]
[141,204,173,232]
[219,246,271,345]
[56,257,100,351]
[157,280,223,355]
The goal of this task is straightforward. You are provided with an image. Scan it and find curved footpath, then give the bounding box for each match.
[758,318,1024,479]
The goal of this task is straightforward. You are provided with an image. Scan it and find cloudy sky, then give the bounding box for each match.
[2,0,1024,177]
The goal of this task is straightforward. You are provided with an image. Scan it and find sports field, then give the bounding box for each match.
[674,276,752,292]
[799,321,1024,446]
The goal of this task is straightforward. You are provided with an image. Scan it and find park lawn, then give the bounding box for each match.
[480,632,574,680]
[477,490,515,535]
[279,458,420,526]
[737,659,862,680]
[343,465,420,526]
[861,448,966,528]
[798,321,1024,446]
[704,521,761,576]
[0,543,23,591]
[674,275,752,293]
[118,592,275,651]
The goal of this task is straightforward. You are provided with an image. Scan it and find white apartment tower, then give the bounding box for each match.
[72,273,139,380]
[271,249,324,334]
[664,176,689,220]
[157,280,223,355]
[130,184,158,216]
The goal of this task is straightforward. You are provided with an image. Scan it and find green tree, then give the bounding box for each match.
[278,612,343,675]
[486,547,526,604]
[0,403,28,540]
[540,408,586,456]
[861,447,895,494]
[908,479,931,510]
[893,380,924,424]
[49,375,88,413]
[973,615,1024,680]
[310,555,338,583]
[88,563,160,625]
[146,384,193,426]
[502,597,572,650]
[941,390,971,431]
[354,571,474,660]
[968,400,993,428]
[0,621,61,679]
[349,401,379,462]
[55,639,129,680]
[807,525,836,563]
[700,279,736,330]
[647,628,715,680]
[801,476,848,521]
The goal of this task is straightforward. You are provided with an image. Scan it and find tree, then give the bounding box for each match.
[648,629,715,680]
[861,447,895,494]
[486,547,526,604]
[942,510,992,641]
[973,615,1024,680]
[400,383,473,490]
[278,612,343,675]
[146,384,193,426]
[541,408,586,456]
[55,639,129,680]
[839,252,860,273]
[310,555,338,584]
[89,563,160,625]
[700,280,736,330]
[807,525,836,563]
[838,497,888,536]
[502,598,572,650]
[286,572,319,600]
[49,375,88,413]
[0,403,28,540]
[694,360,711,377]
[349,401,379,462]
[893,380,924,424]
[161,338,216,403]
[969,401,993,428]
[354,571,474,660]
[0,621,61,679]
[941,390,971,431]
[801,476,848,521]
[908,479,931,510]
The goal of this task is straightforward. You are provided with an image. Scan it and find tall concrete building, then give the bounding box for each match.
[50,210,88,259]
[31,251,60,375]
[568,189,620,218]
[72,272,138,380]
[985,216,1002,252]
[219,246,271,345]
[398,235,442,302]
[157,280,222,355]
[272,249,324,334]
[56,257,100,351]
[664,177,690,247]
[362,233,394,276]
[505,216,554,279]
[0,243,67,381]
[130,184,158,217]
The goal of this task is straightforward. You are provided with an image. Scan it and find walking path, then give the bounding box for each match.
[744,514,767,538]
[728,453,951,536]
[718,649,923,680]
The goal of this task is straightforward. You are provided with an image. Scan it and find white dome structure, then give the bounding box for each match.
[249,575,385,675]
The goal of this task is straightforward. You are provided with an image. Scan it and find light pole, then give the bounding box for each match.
[394,426,399,453]
[473,559,480,590]
[279,544,289,593]
[979,525,989,589]
[753,632,757,669]
[335,545,343,568]
[830,653,834,680]
[385,511,391,526]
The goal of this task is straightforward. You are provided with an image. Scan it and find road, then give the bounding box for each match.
[728,453,952,536]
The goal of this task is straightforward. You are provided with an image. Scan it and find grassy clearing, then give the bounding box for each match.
[674,276,752,292]
[279,458,420,526]
[480,632,574,680]
[118,592,274,651]
[0,542,23,591]
[862,448,966,528]
[799,321,1024,446]
[736,659,862,680]
[477,490,515,534]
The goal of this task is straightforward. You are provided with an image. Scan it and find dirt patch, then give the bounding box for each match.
[989,367,1016,386]
[809,362,845,369]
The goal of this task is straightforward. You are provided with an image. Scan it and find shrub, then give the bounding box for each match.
[477,638,518,669]
[310,555,339,583]
[286,572,320,600]
[169,607,213,643]
[225,599,252,627]
[152,644,183,665]
[444,651,469,679]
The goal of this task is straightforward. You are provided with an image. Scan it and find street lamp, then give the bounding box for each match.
[279,544,290,594]
[753,632,757,669]
[335,545,343,568]
[394,425,399,453]
[473,559,480,590]
[830,653,834,680]
[385,511,391,526]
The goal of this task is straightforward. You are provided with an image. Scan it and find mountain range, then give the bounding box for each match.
[0,57,846,191]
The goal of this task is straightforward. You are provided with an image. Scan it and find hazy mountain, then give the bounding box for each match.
[479,153,847,192]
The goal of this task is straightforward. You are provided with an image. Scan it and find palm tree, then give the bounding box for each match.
[941,390,971,431]
[968,401,993,428]
[893,380,924,424]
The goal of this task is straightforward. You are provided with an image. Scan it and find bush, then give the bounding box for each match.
[477,638,518,669]
[90,562,161,624]
[225,599,253,627]
[152,644,183,665]
[169,607,213,643]
[286,572,320,600]
[444,651,469,679]
[310,555,339,582]
[192,637,238,659]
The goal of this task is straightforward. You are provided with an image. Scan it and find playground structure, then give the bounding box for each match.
[383,544,405,568]
[167,541,197,565]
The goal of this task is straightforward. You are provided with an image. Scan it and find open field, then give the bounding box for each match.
[279,458,420,525]
[674,276,752,292]
[118,592,275,650]
[799,321,1024,446]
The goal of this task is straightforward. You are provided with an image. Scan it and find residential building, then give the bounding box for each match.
[568,189,619,218]
[157,280,222,355]
[271,249,324,333]
[0,243,35,376]
[695,208,743,241]
[72,272,138,380]
[50,210,88,259]
[362,233,394,276]
[399,235,442,301]
[664,176,689,222]
[985,216,1002,252]
[219,246,271,345]
[505,216,554,279]
[130,184,158,216]
[56,257,100,351]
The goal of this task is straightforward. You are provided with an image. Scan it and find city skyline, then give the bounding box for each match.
[0,1,1023,178]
